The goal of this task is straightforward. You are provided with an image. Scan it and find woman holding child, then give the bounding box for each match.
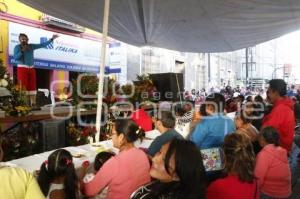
[82,119,151,199]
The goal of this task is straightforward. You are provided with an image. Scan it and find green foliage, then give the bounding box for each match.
[0,59,13,91]
[71,75,118,108]
[0,58,30,116]
[66,122,96,146]
[121,74,157,104]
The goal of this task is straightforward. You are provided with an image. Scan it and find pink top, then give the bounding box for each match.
[255,144,291,198]
[83,147,151,199]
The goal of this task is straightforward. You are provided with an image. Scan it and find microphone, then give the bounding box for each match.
[21,43,28,52]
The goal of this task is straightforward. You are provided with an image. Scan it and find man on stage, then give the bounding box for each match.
[13,33,59,106]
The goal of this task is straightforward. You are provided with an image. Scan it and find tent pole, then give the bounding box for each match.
[95,0,110,142]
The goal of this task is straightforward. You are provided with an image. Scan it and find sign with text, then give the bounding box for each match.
[109,42,127,83]
[8,22,116,73]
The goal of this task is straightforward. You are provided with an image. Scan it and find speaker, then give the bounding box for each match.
[39,119,66,151]
[149,73,184,102]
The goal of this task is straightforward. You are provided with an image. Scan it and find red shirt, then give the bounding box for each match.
[206,175,258,199]
[263,97,295,151]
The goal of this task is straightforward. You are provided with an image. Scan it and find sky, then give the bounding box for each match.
[271,30,300,83]
[277,30,300,78]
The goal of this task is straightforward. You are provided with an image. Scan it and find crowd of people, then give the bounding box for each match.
[0,78,299,199]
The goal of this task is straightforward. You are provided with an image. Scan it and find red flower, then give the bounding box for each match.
[81,128,89,137]
[92,127,97,134]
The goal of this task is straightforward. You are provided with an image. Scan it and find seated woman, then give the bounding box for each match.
[37,149,79,199]
[235,109,261,154]
[234,110,258,142]
[206,133,258,199]
[174,102,193,138]
[82,119,151,199]
[130,139,207,199]
[255,126,291,199]
[0,138,44,199]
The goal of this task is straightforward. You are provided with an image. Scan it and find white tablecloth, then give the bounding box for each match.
[4,130,160,173]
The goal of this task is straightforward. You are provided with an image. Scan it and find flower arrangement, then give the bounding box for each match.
[79,74,99,96]
[0,59,31,116]
[103,78,118,107]
[0,59,13,114]
[72,75,119,109]
[71,74,99,109]
[1,122,40,161]
[13,106,31,116]
[0,59,13,91]
[7,85,31,116]
[121,74,157,104]
[66,122,97,146]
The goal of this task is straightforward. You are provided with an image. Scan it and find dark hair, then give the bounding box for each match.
[205,93,225,112]
[19,33,28,38]
[246,96,253,102]
[199,103,207,116]
[235,109,251,124]
[174,104,185,116]
[268,79,287,96]
[260,126,280,146]
[114,119,145,142]
[254,95,263,103]
[223,134,255,183]
[154,139,206,199]
[157,111,176,128]
[238,94,245,102]
[225,98,237,113]
[37,149,78,199]
[94,151,115,171]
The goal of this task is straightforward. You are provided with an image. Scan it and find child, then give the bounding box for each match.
[37,149,79,199]
[255,126,291,199]
[83,151,115,199]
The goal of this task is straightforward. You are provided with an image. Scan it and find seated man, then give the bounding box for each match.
[175,102,193,138]
[0,138,44,199]
[190,93,236,149]
[148,111,183,157]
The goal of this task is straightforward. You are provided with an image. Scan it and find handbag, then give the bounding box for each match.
[200,119,229,172]
[200,147,225,172]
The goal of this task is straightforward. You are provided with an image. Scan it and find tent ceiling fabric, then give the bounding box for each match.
[20,0,300,52]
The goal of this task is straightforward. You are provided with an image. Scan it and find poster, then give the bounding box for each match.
[9,22,121,73]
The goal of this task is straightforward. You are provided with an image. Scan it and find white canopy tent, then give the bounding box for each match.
[19,0,300,140]
[19,0,300,52]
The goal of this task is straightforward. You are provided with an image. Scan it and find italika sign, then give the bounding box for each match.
[8,22,103,73]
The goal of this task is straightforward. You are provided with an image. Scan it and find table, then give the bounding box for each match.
[3,130,160,173]
[0,109,97,123]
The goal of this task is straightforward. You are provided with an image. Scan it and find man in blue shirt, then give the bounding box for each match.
[148,111,183,157]
[13,33,58,106]
[190,93,236,149]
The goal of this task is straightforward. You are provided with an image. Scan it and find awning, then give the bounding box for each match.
[19,0,300,53]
